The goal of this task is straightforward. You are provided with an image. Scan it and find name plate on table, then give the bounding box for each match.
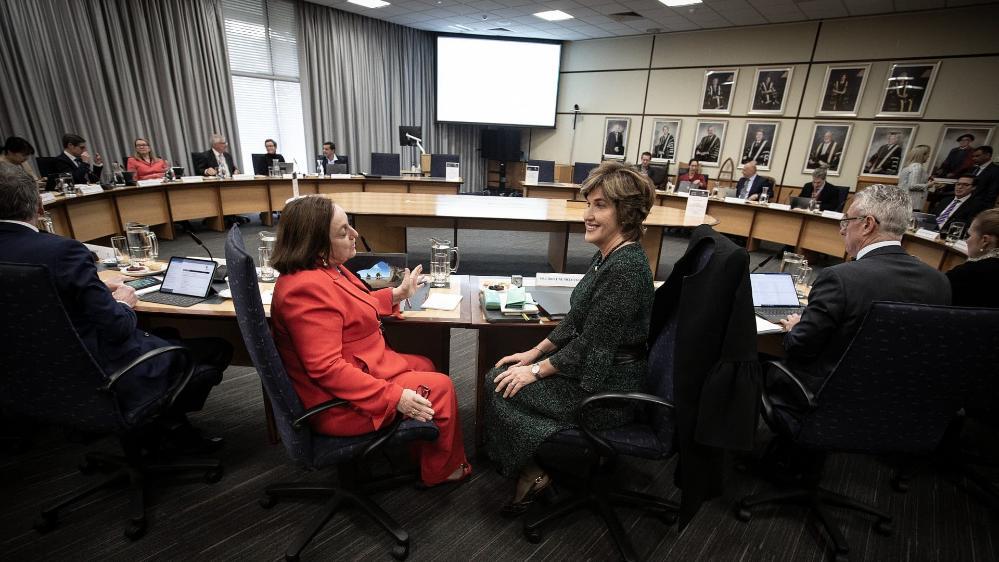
[953,240,969,254]
[137,179,162,187]
[724,197,747,205]
[821,210,845,220]
[672,192,689,198]
[915,228,940,241]
[684,193,709,223]
[40,192,56,203]
[536,272,585,287]
[768,203,791,211]
[282,173,294,179]
[329,173,353,179]
[78,185,104,195]
[525,165,540,185]
[445,162,460,182]
[231,173,255,181]
[181,176,204,183]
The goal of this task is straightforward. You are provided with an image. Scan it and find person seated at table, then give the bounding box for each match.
[946,208,999,308]
[52,133,103,184]
[678,160,708,189]
[933,174,987,233]
[735,161,773,201]
[193,134,239,177]
[0,167,230,453]
[126,137,168,180]
[0,136,38,180]
[256,138,285,175]
[485,161,655,515]
[799,166,844,212]
[269,195,470,487]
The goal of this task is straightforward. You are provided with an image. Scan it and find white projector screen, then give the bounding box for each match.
[436,36,561,127]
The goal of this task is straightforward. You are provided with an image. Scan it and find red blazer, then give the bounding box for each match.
[271,265,407,435]
[126,156,168,180]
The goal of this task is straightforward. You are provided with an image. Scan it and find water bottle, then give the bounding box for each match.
[759,185,769,205]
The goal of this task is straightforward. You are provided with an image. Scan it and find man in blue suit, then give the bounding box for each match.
[0,167,230,451]
[735,161,774,201]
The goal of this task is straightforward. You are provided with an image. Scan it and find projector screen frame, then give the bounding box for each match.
[434,33,563,129]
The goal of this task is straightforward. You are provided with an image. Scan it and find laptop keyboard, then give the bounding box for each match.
[139,292,206,308]
[755,307,804,324]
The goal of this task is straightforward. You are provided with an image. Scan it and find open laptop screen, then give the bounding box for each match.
[343,253,408,290]
[750,273,800,307]
[159,257,216,297]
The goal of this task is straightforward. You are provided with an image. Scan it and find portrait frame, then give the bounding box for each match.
[930,124,996,178]
[816,64,870,117]
[739,121,780,171]
[860,124,919,179]
[699,69,739,115]
[802,122,853,177]
[749,67,793,115]
[647,119,682,164]
[691,120,728,167]
[876,61,940,118]
[601,117,631,160]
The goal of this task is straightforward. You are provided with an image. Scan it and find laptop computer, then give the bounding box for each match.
[677,180,692,193]
[326,162,348,175]
[750,272,804,324]
[138,256,217,307]
[714,187,736,199]
[277,162,295,174]
[790,196,812,210]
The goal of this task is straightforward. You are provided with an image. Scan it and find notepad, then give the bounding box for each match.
[421,293,462,311]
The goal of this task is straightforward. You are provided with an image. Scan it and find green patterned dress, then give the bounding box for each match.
[485,243,654,478]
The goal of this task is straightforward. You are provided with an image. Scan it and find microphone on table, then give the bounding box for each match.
[751,253,777,273]
[183,227,228,282]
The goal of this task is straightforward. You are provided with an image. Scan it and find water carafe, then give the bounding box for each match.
[259,230,277,252]
[429,238,459,288]
[125,222,159,266]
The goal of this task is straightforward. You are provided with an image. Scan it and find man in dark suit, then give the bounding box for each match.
[969,145,999,208]
[734,161,774,201]
[319,141,345,173]
[799,166,845,212]
[633,151,666,188]
[933,174,987,232]
[0,167,231,451]
[776,184,950,418]
[49,133,104,184]
[605,123,625,156]
[193,134,238,177]
[253,138,285,175]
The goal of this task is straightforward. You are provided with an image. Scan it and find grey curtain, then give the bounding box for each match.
[0,0,240,176]
[298,2,483,191]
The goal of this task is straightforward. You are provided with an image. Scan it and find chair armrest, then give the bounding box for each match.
[576,391,675,459]
[763,360,816,408]
[104,345,194,411]
[292,398,350,430]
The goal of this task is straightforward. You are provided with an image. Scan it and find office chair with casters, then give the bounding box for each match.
[736,302,996,561]
[0,262,222,540]
[36,156,59,178]
[571,162,599,184]
[223,226,439,561]
[370,152,401,176]
[430,153,459,178]
[527,159,555,183]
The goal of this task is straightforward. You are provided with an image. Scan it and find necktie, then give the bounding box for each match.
[74,157,84,168]
[975,165,983,176]
[218,154,229,177]
[814,185,823,200]
[936,198,960,227]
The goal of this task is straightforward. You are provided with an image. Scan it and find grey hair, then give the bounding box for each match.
[811,165,828,180]
[210,133,226,145]
[850,184,911,237]
[0,166,41,222]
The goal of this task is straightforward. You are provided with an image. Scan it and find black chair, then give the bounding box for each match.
[835,185,850,212]
[571,162,598,184]
[189,151,203,175]
[252,153,273,176]
[430,153,459,178]
[36,156,59,178]
[0,262,222,540]
[223,226,439,561]
[527,159,555,183]
[737,302,999,560]
[370,152,401,176]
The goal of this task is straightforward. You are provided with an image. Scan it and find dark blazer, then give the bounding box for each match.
[932,194,987,232]
[635,164,667,187]
[50,153,103,184]
[971,162,999,208]
[604,132,624,156]
[734,175,774,199]
[193,149,238,176]
[799,181,846,212]
[320,154,349,174]
[946,257,999,308]
[0,222,175,419]
[649,226,760,523]
[784,245,951,397]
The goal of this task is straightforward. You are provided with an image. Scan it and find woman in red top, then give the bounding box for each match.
[126,137,168,180]
[678,159,708,189]
[270,195,470,486]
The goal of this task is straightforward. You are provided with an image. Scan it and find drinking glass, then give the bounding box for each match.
[779,251,805,275]
[795,263,813,297]
[946,222,966,244]
[808,198,821,213]
[758,187,769,205]
[258,246,276,282]
[259,230,277,253]
[111,235,131,267]
[316,159,325,175]
[38,212,56,234]
[908,217,917,232]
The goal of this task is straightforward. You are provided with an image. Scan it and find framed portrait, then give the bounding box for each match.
[876,61,940,118]
[647,119,681,164]
[931,124,995,179]
[860,124,918,178]
[749,67,792,115]
[602,117,631,160]
[699,69,738,115]
[691,120,728,167]
[802,123,853,177]
[817,64,870,117]
[740,121,780,171]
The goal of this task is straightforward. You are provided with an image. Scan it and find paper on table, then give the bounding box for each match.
[137,179,162,187]
[40,192,56,203]
[768,203,791,211]
[231,173,255,181]
[77,185,104,195]
[421,293,463,311]
[756,315,783,335]
[85,243,116,262]
[536,272,584,287]
[915,228,939,241]
[684,193,708,223]
[821,210,845,220]
[724,197,747,205]
[953,240,969,254]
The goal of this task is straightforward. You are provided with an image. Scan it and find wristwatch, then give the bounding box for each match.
[530,363,541,377]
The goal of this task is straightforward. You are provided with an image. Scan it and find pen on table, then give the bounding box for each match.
[522,312,529,321]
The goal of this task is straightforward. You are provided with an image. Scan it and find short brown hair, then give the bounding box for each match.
[579,161,654,241]
[272,196,334,274]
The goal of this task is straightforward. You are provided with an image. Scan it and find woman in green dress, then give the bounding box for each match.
[486,161,656,515]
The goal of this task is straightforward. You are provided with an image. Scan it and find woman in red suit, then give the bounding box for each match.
[269,195,470,486]
[126,137,168,180]
[678,159,708,189]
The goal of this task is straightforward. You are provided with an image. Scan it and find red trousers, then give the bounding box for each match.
[322,353,469,486]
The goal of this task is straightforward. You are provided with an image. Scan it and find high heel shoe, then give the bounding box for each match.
[416,462,471,490]
[501,474,552,517]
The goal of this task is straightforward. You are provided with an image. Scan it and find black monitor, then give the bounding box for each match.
[399,126,422,147]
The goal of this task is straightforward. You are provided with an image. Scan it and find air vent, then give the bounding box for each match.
[487,27,512,32]
[609,11,642,22]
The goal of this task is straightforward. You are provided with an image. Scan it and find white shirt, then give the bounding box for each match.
[856,240,902,260]
[63,150,80,166]
[975,161,993,175]
[0,219,38,232]
[740,175,757,198]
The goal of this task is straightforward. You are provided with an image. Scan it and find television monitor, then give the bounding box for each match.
[399,126,422,147]
[480,128,523,161]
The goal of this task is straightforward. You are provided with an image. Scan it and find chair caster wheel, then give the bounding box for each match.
[284,554,299,562]
[259,495,278,509]
[524,527,542,544]
[125,518,146,540]
[204,467,224,484]
[874,519,893,536]
[391,542,409,560]
[735,507,752,522]
[34,513,58,533]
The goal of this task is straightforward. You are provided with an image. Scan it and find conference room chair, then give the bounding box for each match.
[0,262,222,540]
[736,302,999,561]
[223,226,439,561]
[527,159,555,183]
[36,156,59,180]
[370,152,401,176]
[429,153,459,178]
[571,162,598,184]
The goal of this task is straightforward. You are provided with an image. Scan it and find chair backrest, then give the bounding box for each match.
[0,263,124,433]
[36,156,59,179]
[251,153,269,176]
[223,226,315,464]
[370,152,400,176]
[430,154,459,178]
[527,159,555,183]
[571,162,599,184]
[798,302,999,454]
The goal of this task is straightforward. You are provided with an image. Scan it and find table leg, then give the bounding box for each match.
[546,226,569,272]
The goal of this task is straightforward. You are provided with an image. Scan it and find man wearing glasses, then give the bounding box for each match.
[770,184,950,421]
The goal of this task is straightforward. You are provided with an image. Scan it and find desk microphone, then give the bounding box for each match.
[183,228,228,282]
[751,253,776,273]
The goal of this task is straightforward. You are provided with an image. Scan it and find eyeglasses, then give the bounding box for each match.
[839,215,880,229]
